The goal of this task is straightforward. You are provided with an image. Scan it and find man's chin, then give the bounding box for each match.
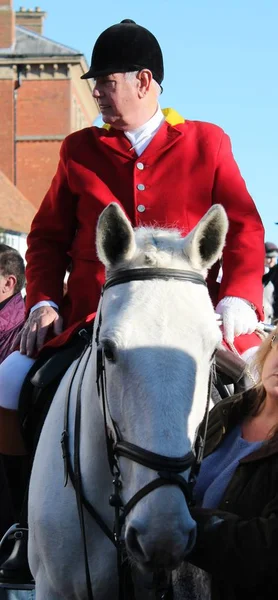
[101,112,116,123]
[101,113,124,128]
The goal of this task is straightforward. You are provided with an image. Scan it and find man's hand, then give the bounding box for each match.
[215,296,258,344]
[18,306,63,357]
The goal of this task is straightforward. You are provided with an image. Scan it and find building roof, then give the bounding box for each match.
[0,171,36,234]
[0,25,82,58]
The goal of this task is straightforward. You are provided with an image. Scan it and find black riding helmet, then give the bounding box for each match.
[81,19,164,85]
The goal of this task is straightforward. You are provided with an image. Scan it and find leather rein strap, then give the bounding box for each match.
[61,267,211,600]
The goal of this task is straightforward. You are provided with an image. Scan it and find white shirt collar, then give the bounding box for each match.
[125,106,165,155]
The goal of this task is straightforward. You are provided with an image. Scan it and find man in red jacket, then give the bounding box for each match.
[0,16,265,434]
[0,15,265,434]
[0,17,265,584]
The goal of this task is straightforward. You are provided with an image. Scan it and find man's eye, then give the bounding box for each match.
[95,78,115,86]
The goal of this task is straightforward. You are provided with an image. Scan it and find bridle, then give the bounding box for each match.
[61,267,213,600]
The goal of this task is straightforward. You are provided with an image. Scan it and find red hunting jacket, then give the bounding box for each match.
[25,109,264,353]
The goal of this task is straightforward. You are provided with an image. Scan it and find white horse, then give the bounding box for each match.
[28,202,228,599]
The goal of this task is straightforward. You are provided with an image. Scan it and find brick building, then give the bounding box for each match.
[0,169,36,256]
[0,1,99,212]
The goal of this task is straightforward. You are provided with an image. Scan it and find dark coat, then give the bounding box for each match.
[190,391,278,600]
[263,264,278,320]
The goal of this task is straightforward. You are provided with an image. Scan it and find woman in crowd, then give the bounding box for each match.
[187,326,278,599]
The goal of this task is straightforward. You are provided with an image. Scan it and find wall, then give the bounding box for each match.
[15,75,71,208]
[0,77,14,182]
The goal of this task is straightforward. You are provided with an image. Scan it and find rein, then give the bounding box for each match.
[61,267,212,600]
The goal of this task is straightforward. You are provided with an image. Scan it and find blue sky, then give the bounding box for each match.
[14,0,278,241]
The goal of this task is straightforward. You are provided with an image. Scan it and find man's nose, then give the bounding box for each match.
[92,87,102,98]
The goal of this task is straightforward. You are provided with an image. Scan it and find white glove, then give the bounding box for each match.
[216,296,258,343]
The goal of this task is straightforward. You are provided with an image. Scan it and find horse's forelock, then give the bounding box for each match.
[134,226,183,247]
[105,226,187,274]
[134,227,186,268]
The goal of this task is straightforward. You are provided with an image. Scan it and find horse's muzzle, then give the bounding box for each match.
[125,517,197,571]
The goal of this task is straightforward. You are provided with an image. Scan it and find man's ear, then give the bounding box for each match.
[4,275,17,294]
[137,69,152,97]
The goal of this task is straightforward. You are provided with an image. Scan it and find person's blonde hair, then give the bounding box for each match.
[247,324,278,417]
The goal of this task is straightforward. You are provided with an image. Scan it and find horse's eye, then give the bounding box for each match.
[103,344,115,362]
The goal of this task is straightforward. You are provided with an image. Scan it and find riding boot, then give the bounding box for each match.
[0,407,28,456]
[0,524,33,584]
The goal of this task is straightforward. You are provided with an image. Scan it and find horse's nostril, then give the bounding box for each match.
[126,525,148,562]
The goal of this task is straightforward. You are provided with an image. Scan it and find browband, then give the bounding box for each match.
[104,267,207,291]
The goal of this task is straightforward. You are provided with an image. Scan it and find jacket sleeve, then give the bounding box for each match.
[212,132,264,318]
[25,139,78,314]
[188,504,278,586]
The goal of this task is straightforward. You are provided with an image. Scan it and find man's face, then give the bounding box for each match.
[92,73,140,129]
[265,256,277,269]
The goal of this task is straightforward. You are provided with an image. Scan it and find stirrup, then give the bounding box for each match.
[0,523,33,587]
[0,523,26,550]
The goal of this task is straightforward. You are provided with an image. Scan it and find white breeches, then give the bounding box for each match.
[0,351,36,410]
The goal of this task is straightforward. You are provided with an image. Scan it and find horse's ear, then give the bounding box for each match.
[96,203,136,268]
[183,205,229,270]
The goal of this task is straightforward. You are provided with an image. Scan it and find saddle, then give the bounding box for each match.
[215,346,247,384]
[211,346,249,405]
[18,328,92,454]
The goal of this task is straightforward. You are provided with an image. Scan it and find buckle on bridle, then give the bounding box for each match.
[195,434,205,465]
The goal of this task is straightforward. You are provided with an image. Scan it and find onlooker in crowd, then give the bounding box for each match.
[264,241,278,271]
[185,326,278,600]
[263,242,278,323]
[0,244,25,364]
[0,245,26,548]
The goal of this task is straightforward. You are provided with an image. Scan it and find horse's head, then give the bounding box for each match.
[95,203,228,572]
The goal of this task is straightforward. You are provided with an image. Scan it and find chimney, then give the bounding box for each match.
[15,6,47,35]
[0,0,15,49]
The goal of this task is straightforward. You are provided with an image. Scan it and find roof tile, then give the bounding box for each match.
[0,171,36,234]
[0,25,82,57]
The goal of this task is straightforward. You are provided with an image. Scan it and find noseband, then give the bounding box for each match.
[62,267,212,600]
